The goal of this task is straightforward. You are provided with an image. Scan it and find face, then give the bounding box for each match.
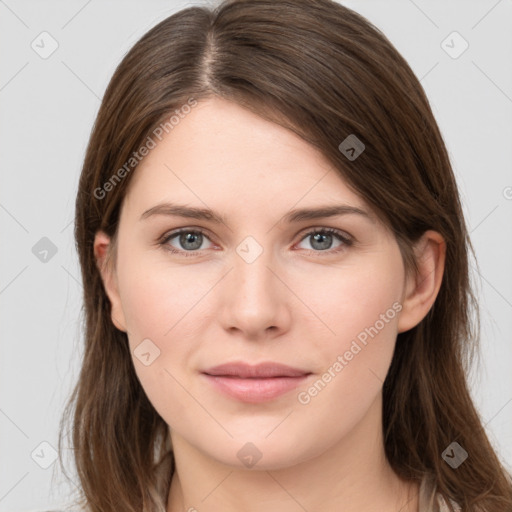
[97,96,420,470]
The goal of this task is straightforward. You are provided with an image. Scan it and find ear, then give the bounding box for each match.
[397,230,446,333]
[93,231,127,332]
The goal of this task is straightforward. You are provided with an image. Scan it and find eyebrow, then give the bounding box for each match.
[140,202,374,224]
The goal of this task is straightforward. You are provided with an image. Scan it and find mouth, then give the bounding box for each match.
[201,361,312,403]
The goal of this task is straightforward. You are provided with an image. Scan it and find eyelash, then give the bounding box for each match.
[158,227,354,258]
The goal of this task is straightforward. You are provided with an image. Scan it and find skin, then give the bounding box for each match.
[94,96,445,512]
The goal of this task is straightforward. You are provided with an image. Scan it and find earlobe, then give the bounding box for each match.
[93,231,127,332]
[397,230,446,333]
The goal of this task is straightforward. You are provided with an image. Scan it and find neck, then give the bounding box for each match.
[166,393,419,512]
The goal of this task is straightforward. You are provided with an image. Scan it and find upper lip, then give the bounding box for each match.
[203,361,311,378]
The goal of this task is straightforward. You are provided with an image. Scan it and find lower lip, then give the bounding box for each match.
[202,374,311,403]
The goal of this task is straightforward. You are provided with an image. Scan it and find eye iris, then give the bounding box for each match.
[311,232,332,250]
[180,232,203,250]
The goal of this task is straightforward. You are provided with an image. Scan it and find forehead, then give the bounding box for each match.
[123,97,371,220]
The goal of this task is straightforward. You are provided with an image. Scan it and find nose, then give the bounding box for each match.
[218,243,292,340]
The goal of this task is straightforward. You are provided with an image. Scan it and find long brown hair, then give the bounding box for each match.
[59,0,512,510]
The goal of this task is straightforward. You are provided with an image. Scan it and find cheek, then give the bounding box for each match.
[294,251,404,351]
[293,253,403,409]
[293,299,400,445]
[338,257,404,371]
[118,253,208,340]
[115,257,216,423]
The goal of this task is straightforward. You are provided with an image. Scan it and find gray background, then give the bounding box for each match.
[1,0,511,510]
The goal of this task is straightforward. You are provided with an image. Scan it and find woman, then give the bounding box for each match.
[59,0,512,510]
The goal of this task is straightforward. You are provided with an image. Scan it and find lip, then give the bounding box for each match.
[203,361,310,378]
[201,362,312,403]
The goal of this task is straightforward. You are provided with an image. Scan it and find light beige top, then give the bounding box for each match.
[418,474,462,511]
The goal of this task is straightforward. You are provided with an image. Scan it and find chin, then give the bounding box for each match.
[201,434,318,472]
